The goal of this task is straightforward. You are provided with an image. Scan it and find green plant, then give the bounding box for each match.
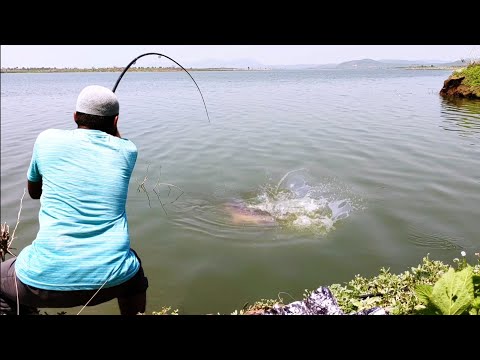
[415,252,480,315]
[242,298,282,314]
[452,63,480,88]
[329,255,450,314]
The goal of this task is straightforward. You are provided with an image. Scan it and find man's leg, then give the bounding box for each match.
[118,291,146,315]
[1,257,116,314]
[116,254,148,315]
[0,258,39,315]
[2,251,148,315]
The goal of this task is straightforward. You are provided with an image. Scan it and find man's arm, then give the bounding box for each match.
[28,179,42,199]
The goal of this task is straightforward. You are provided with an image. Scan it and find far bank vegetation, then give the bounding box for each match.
[0,66,245,74]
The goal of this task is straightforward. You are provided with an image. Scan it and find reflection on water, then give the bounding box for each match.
[440,97,480,140]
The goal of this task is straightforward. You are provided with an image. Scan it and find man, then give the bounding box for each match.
[0,85,148,315]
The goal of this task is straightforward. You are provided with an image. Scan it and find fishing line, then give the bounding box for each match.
[112,52,210,123]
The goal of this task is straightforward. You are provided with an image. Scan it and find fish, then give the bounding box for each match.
[224,201,276,225]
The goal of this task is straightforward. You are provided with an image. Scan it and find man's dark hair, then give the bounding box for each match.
[75,111,117,133]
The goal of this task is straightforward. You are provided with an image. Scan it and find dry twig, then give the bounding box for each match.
[137,164,151,208]
[1,188,26,262]
[136,165,184,215]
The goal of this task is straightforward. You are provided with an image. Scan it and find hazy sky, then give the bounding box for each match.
[1,45,478,68]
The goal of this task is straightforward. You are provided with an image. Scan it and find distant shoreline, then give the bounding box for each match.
[0,65,467,74]
[0,67,268,74]
[403,65,465,71]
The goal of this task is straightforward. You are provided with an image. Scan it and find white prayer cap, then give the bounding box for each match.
[76,85,119,116]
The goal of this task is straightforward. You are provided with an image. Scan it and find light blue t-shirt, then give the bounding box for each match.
[16,129,140,291]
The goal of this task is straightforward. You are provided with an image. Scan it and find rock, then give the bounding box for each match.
[261,286,387,315]
[440,75,479,99]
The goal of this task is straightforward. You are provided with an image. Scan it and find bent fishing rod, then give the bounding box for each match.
[112,52,210,123]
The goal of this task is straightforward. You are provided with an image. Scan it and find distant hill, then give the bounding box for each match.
[336,58,467,69]
[336,59,392,69]
[270,59,465,70]
[170,57,469,70]
[378,59,450,65]
[441,60,468,67]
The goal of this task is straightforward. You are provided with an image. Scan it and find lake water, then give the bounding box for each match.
[1,69,479,315]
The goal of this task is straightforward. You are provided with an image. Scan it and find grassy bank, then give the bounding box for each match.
[451,63,480,97]
[452,63,480,88]
[440,63,480,98]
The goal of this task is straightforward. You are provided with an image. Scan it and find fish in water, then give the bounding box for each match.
[224,201,276,225]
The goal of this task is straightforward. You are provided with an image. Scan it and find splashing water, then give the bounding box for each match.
[239,170,356,234]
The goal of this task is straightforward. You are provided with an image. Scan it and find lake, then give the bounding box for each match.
[1,69,479,314]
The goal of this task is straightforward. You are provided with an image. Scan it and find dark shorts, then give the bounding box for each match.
[0,250,148,315]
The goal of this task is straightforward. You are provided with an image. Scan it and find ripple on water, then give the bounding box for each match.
[168,169,362,247]
[407,224,464,250]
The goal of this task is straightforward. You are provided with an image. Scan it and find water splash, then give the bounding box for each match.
[236,170,357,234]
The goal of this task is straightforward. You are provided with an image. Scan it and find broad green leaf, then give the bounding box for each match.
[415,284,433,304]
[431,267,474,315]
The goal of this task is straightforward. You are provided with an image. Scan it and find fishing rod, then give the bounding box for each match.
[112,52,210,123]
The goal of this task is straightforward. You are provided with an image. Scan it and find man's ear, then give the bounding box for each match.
[74,111,78,124]
[113,115,119,128]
